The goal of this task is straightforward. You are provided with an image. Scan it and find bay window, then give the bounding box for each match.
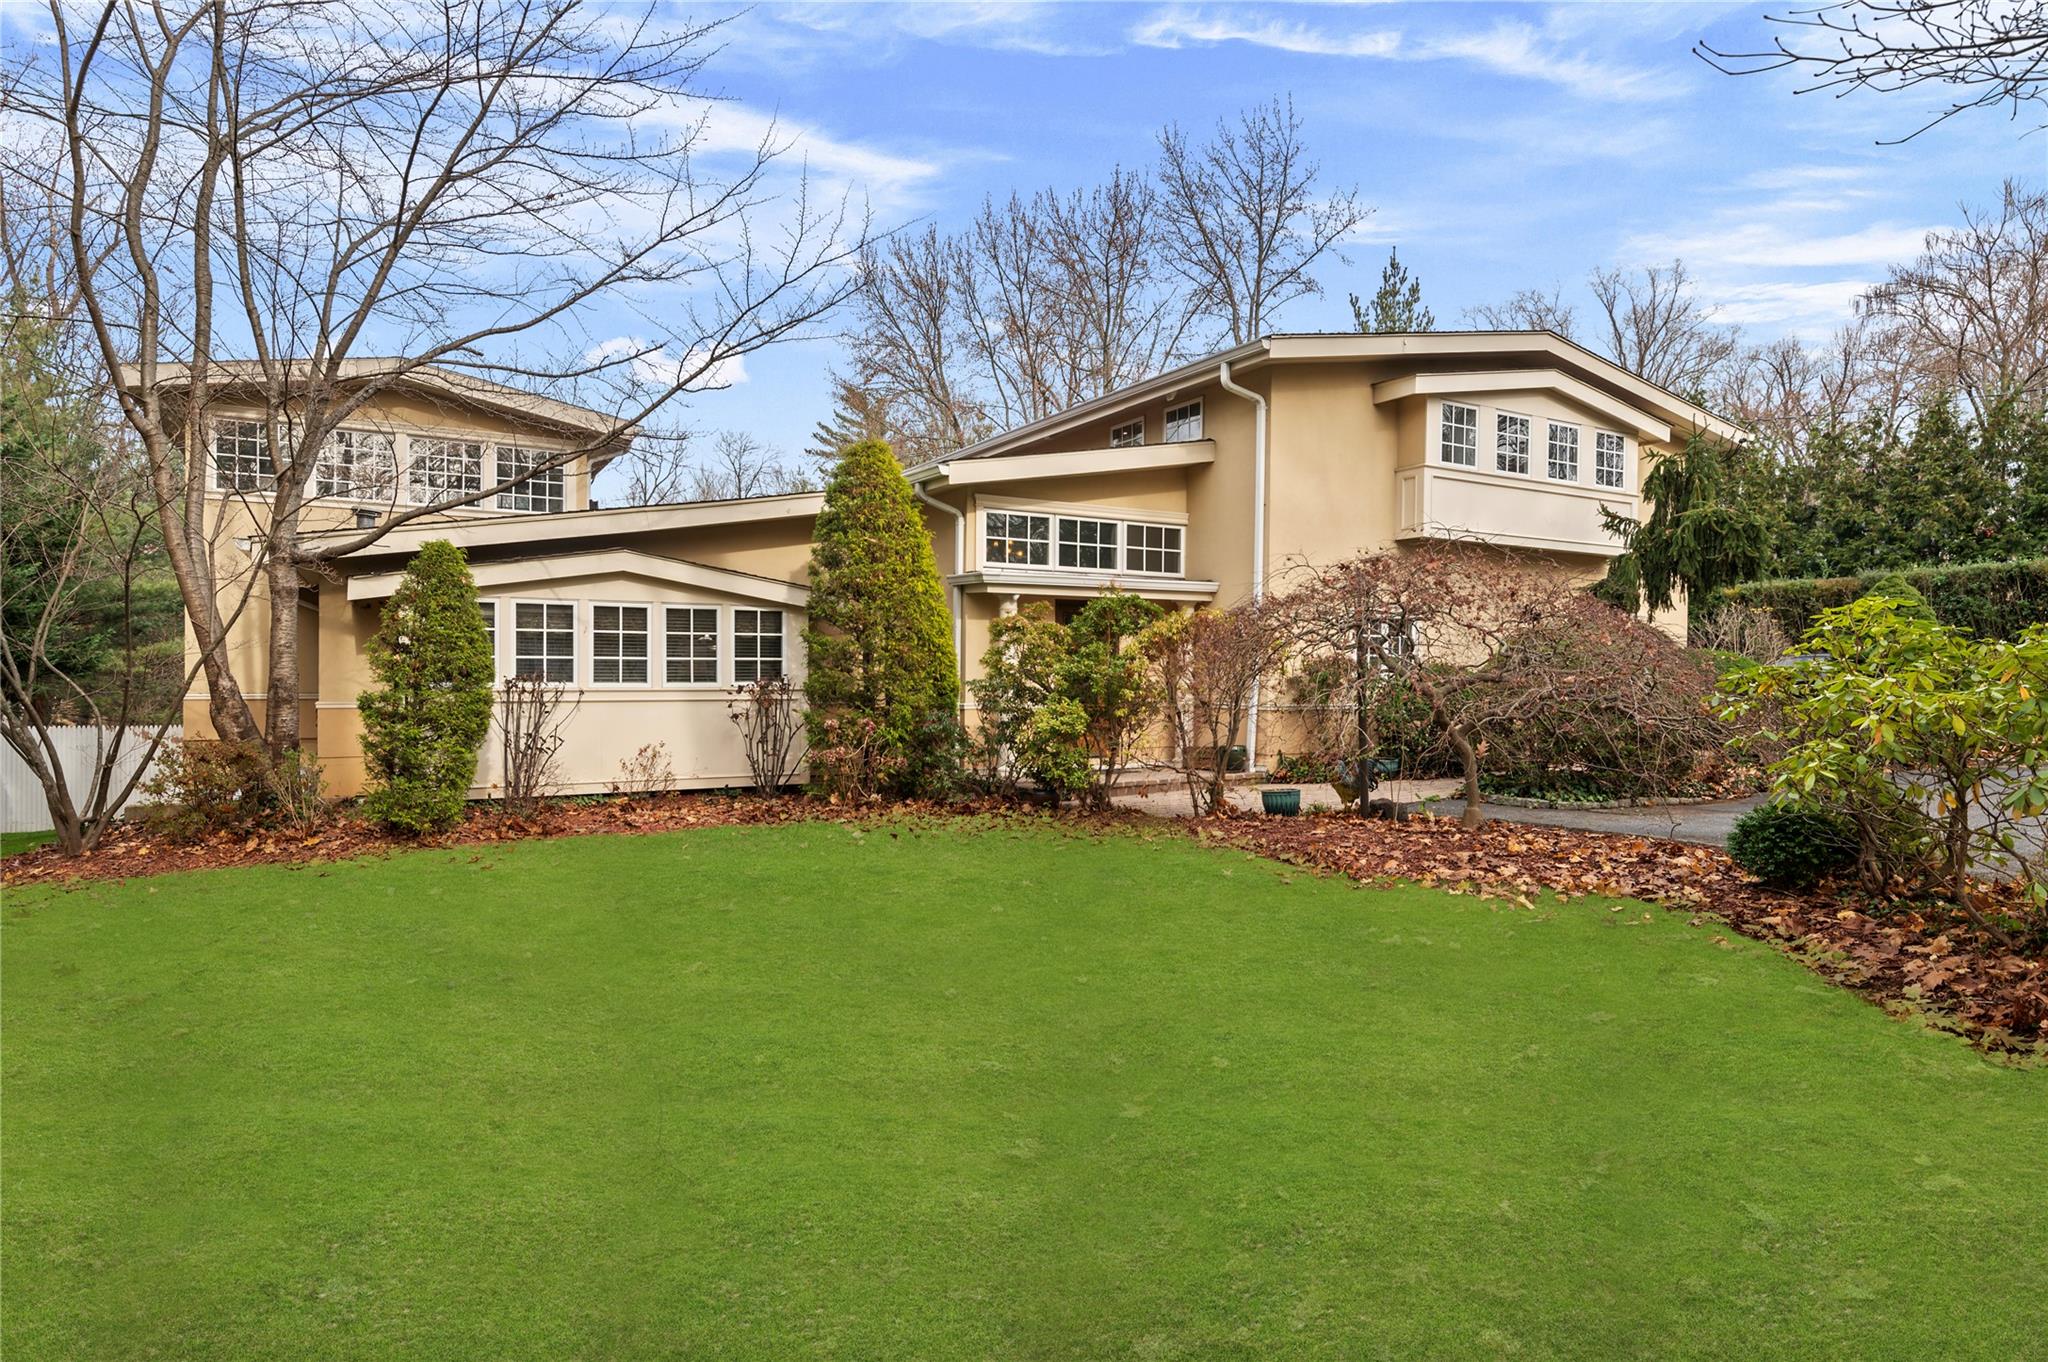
[1439,402,1478,467]
[1546,422,1579,482]
[1495,412,1530,475]
[1594,431,1626,488]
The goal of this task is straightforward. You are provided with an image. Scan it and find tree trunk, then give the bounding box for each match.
[263,536,304,755]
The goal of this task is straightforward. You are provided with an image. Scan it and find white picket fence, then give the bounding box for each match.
[1,725,183,833]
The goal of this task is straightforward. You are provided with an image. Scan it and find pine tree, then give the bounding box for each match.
[358,539,495,834]
[802,439,960,795]
[1349,248,1435,334]
[1595,431,1770,619]
[804,371,897,466]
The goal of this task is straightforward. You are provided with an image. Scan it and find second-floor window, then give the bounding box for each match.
[315,429,396,500]
[1594,431,1626,488]
[1164,400,1203,442]
[985,511,1050,566]
[1109,418,1144,449]
[1125,522,1183,575]
[496,446,565,513]
[212,419,274,492]
[1057,516,1119,570]
[1439,402,1479,467]
[411,438,484,503]
[1546,422,1579,482]
[1495,412,1530,475]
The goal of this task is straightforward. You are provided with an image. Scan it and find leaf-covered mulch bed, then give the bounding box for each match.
[1191,811,2048,1055]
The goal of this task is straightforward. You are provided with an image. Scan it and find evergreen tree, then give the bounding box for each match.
[357,540,495,834]
[802,439,960,795]
[804,371,897,466]
[1861,571,1938,622]
[1349,248,1435,333]
[1595,431,1770,619]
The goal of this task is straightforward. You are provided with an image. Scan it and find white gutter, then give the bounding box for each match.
[1216,358,1268,770]
[914,481,968,708]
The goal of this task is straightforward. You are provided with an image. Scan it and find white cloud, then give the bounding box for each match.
[1130,8,1399,58]
[586,337,749,392]
[1623,221,1936,273]
[1710,279,1875,329]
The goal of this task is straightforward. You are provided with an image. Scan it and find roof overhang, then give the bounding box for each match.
[347,549,809,605]
[946,569,1219,602]
[1370,369,1673,444]
[913,439,1215,488]
[305,492,825,560]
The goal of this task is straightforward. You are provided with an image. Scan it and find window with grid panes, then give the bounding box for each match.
[513,602,575,682]
[734,609,784,682]
[592,605,650,684]
[665,607,718,684]
[985,511,1050,565]
[1057,516,1119,569]
[1125,522,1183,574]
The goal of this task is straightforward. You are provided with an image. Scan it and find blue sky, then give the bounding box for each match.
[634,0,2039,492]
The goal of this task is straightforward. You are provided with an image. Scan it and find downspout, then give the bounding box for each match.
[1216,359,1268,770]
[913,479,967,716]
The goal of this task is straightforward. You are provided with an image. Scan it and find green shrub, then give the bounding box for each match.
[1727,803,1857,889]
[1700,558,2048,644]
[357,540,495,836]
[138,738,326,842]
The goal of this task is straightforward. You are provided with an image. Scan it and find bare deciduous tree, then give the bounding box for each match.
[6,0,870,757]
[1156,97,1372,346]
[1697,1,2048,140]
[687,430,816,501]
[1590,260,1741,394]
[1462,286,1579,340]
[1141,597,1293,817]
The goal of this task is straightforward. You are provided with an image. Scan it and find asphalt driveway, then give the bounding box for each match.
[1427,795,1766,848]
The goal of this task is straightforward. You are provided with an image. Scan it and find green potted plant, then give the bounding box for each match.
[1259,785,1301,816]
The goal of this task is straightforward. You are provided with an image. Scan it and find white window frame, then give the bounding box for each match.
[1056,515,1120,570]
[1108,418,1144,449]
[211,418,274,492]
[1546,421,1580,483]
[590,602,652,686]
[663,605,721,687]
[1494,410,1531,476]
[984,510,1051,567]
[733,608,786,684]
[1124,522,1184,576]
[313,427,397,501]
[1439,401,1479,468]
[478,599,499,679]
[511,599,577,684]
[1163,400,1203,443]
[408,437,485,504]
[1594,431,1626,489]
[496,445,566,513]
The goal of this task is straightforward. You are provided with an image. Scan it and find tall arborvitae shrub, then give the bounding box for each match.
[803,439,960,795]
[358,540,494,834]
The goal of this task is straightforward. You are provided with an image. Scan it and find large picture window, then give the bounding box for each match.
[1594,431,1626,488]
[212,419,274,491]
[1546,422,1579,482]
[1495,412,1530,475]
[592,604,650,684]
[314,428,395,500]
[1163,400,1203,442]
[665,607,718,684]
[1125,522,1183,575]
[410,438,484,503]
[985,511,1050,566]
[513,602,575,683]
[496,446,565,513]
[734,609,785,683]
[1057,516,1119,570]
[1440,402,1478,467]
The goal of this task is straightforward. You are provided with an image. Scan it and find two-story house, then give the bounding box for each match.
[167,333,1739,798]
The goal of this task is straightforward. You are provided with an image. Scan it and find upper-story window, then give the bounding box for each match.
[496,445,564,513]
[410,437,484,503]
[1163,400,1203,443]
[1594,431,1626,489]
[985,511,1050,566]
[1109,418,1144,449]
[1057,516,1119,570]
[314,428,396,500]
[1439,402,1478,467]
[212,419,274,492]
[1125,523,1183,575]
[1546,422,1579,482]
[1495,412,1530,475]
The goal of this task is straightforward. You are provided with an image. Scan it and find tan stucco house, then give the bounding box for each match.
[169,333,1740,798]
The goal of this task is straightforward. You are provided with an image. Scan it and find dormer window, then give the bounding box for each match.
[1163,401,1203,443]
[496,446,565,513]
[1439,402,1478,467]
[1109,418,1144,449]
[212,419,274,492]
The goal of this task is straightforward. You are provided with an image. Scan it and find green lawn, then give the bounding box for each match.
[4,821,2042,1360]
[0,829,56,857]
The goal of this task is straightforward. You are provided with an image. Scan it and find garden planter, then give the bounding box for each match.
[1259,787,1301,816]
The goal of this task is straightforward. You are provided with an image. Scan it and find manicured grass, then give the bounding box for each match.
[0,829,56,857]
[4,820,2042,1360]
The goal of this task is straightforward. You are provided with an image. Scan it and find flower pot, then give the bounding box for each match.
[1260,787,1301,817]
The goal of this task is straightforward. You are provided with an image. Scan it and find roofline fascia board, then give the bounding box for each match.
[919,440,1217,488]
[945,570,1220,601]
[1371,369,1673,444]
[347,549,810,604]
[304,492,826,558]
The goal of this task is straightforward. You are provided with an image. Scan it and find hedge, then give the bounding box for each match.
[1699,558,2048,643]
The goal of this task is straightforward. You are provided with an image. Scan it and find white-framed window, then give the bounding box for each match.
[1594,431,1626,488]
[734,608,785,683]
[496,445,565,513]
[1109,418,1144,449]
[1546,421,1579,482]
[1439,402,1478,467]
[591,604,650,685]
[212,419,274,491]
[1495,412,1531,476]
[1057,516,1119,570]
[513,601,576,683]
[314,428,396,500]
[409,438,484,503]
[985,511,1050,566]
[479,600,497,673]
[664,606,718,685]
[1125,522,1183,575]
[1163,400,1203,443]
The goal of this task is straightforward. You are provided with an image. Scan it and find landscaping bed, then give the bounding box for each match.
[1195,810,2048,1054]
